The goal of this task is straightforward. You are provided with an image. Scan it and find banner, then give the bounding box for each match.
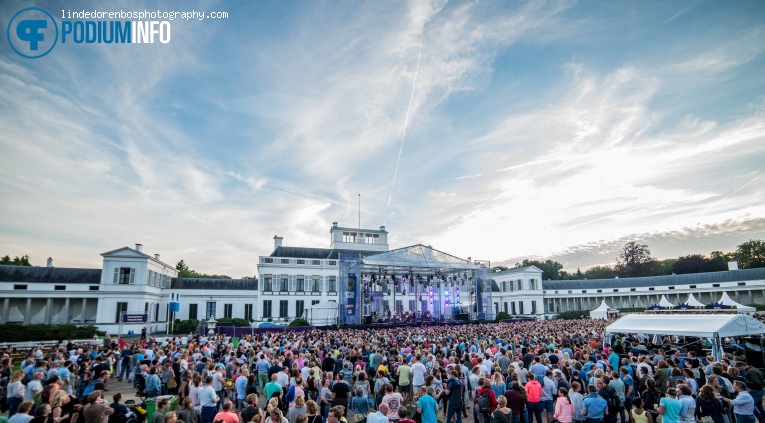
[122,313,148,323]
[338,253,361,325]
[475,265,493,320]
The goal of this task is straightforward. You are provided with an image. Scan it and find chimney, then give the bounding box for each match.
[274,235,283,249]
[46,257,53,267]
[154,254,161,261]
[380,226,386,231]
[332,222,338,228]
[135,243,143,252]
[728,261,739,271]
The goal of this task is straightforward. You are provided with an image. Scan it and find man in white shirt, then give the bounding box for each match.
[411,356,427,390]
[25,371,44,402]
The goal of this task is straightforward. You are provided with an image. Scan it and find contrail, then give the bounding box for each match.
[385,30,424,226]
[694,175,760,218]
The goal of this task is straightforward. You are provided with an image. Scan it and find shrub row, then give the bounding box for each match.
[0,324,103,342]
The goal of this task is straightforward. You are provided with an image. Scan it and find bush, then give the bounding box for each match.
[496,311,512,321]
[555,310,590,320]
[288,318,310,327]
[172,319,199,334]
[215,318,252,327]
[0,324,103,342]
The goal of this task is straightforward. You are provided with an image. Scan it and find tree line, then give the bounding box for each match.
[492,239,765,280]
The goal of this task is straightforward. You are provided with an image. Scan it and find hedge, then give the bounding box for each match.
[0,324,103,342]
[172,319,200,334]
[555,310,590,320]
[288,318,309,327]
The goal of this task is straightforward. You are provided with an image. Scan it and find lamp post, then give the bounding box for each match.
[207,318,217,337]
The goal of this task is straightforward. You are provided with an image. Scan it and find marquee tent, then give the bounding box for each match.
[590,300,617,319]
[683,294,706,308]
[657,295,676,308]
[605,313,765,360]
[305,301,338,326]
[716,292,756,312]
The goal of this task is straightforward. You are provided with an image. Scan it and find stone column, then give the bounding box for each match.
[24,298,32,324]
[81,298,88,324]
[44,298,52,324]
[63,298,70,323]
[1,298,9,323]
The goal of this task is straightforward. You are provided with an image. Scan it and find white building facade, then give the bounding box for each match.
[1,222,764,334]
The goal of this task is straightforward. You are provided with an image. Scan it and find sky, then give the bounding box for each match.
[1,0,764,278]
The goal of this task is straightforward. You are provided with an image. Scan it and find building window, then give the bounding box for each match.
[503,302,508,313]
[328,276,337,292]
[365,234,379,244]
[597,289,602,293]
[264,258,273,263]
[89,286,99,291]
[531,301,537,314]
[511,302,516,314]
[244,304,253,321]
[297,259,305,265]
[312,276,321,292]
[116,302,128,323]
[311,300,320,306]
[55,285,65,291]
[114,267,135,284]
[297,276,305,292]
[296,300,305,318]
[262,300,272,318]
[189,304,198,320]
[329,261,337,266]
[155,303,160,321]
[516,280,523,291]
[519,302,524,314]
[223,304,233,319]
[263,275,272,292]
[13,284,27,290]
[206,302,216,319]
[613,289,618,292]
[712,284,720,288]
[649,287,655,291]
[343,232,356,243]
[279,300,288,318]
[631,288,636,291]
[280,275,289,292]
[312,260,321,266]
[281,259,290,264]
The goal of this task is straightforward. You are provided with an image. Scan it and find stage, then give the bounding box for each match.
[336,318,484,331]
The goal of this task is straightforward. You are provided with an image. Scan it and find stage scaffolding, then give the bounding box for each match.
[337,244,493,325]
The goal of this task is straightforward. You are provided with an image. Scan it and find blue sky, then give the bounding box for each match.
[1,0,764,277]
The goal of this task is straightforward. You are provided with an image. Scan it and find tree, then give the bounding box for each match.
[734,240,765,269]
[583,265,619,279]
[671,254,727,275]
[616,241,658,277]
[517,259,565,280]
[656,258,678,275]
[175,260,231,279]
[492,266,510,272]
[0,255,32,266]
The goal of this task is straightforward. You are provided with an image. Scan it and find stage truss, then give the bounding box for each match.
[338,244,493,325]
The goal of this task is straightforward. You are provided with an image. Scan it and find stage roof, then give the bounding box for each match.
[605,314,765,338]
[361,244,479,270]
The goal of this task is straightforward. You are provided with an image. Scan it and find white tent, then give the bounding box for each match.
[658,295,676,308]
[590,300,615,319]
[683,294,706,308]
[605,313,765,361]
[305,301,338,326]
[605,314,765,338]
[717,292,756,312]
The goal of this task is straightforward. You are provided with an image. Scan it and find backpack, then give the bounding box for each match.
[81,379,98,398]
[476,390,491,413]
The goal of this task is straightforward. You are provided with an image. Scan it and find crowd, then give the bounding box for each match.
[1,319,764,423]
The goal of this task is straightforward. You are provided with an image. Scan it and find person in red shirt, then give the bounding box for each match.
[475,378,498,423]
[213,400,240,423]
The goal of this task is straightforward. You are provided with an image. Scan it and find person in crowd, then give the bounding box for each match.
[82,391,114,423]
[177,397,202,423]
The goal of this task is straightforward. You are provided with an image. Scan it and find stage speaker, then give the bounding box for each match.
[364,316,373,325]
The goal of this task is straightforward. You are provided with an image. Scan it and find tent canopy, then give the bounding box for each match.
[658,295,676,308]
[590,300,617,319]
[605,314,765,338]
[717,292,756,312]
[361,244,478,270]
[684,294,706,308]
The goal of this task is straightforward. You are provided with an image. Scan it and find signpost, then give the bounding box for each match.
[118,312,148,338]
